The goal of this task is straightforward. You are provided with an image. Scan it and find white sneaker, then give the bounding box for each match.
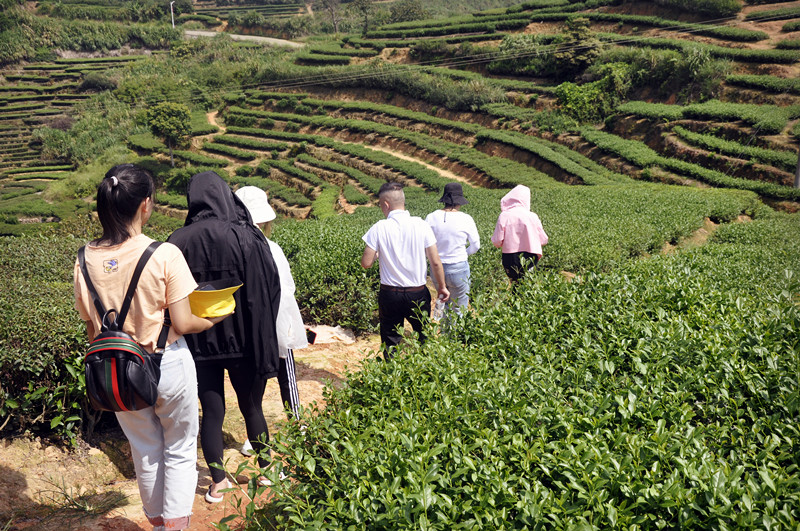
[240,439,254,457]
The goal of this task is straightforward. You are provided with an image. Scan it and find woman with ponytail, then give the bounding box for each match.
[74,164,230,531]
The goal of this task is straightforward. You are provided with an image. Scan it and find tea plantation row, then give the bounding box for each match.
[262,211,800,528]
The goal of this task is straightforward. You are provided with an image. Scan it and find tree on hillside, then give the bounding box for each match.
[389,0,428,24]
[350,0,374,37]
[553,17,602,80]
[317,0,342,34]
[146,102,191,167]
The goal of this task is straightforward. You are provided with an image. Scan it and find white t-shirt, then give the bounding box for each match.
[425,209,480,264]
[362,209,437,287]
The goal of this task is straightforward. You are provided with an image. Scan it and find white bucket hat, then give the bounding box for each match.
[235,185,276,224]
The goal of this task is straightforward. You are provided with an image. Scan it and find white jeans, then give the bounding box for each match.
[115,337,198,530]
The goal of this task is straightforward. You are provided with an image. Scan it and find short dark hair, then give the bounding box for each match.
[378,182,403,196]
[96,164,154,245]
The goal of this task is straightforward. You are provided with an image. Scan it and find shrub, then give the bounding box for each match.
[78,72,117,92]
[128,132,165,152]
[261,236,800,528]
[0,234,90,444]
[776,38,800,49]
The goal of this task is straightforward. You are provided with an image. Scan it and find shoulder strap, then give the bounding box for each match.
[78,245,107,321]
[79,241,164,332]
[116,241,163,328]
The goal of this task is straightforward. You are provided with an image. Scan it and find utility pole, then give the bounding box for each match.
[170,1,175,29]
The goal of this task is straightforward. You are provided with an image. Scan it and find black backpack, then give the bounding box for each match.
[78,241,170,412]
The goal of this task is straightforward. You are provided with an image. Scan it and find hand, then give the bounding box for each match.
[438,287,450,303]
[207,311,233,325]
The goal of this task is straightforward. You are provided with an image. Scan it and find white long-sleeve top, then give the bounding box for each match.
[268,239,308,355]
[425,209,480,264]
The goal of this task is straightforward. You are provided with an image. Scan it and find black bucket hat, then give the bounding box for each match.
[438,182,468,206]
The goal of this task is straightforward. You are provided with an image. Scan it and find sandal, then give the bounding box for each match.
[204,479,231,504]
[258,471,288,487]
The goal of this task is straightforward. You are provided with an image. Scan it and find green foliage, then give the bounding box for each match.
[726,74,800,95]
[783,20,800,32]
[202,141,258,161]
[77,72,117,92]
[552,17,602,79]
[272,213,380,331]
[262,212,800,527]
[342,183,370,204]
[555,62,630,123]
[128,132,165,152]
[617,100,800,134]
[295,153,384,194]
[189,111,219,136]
[487,33,560,76]
[229,173,311,207]
[33,92,145,166]
[213,134,288,153]
[0,10,179,66]
[295,52,352,65]
[224,109,548,189]
[745,5,800,21]
[653,0,741,16]
[171,149,228,167]
[146,102,191,151]
[311,184,341,219]
[266,159,325,186]
[0,234,88,444]
[306,44,378,58]
[161,165,228,195]
[672,125,798,174]
[594,46,732,102]
[776,38,800,50]
[580,128,800,201]
[155,191,188,209]
[389,0,429,24]
[598,33,800,64]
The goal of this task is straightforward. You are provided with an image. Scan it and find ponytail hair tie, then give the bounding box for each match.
[110,176,119,187]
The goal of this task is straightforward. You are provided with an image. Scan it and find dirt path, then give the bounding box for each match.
[364,145,472,185]
[206,111,224,133]
[183,30,304,49]
[0,329,380,531]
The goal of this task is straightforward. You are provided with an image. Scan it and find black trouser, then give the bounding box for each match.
[502,252,539,282]
[196,358,269,483]
[378,285,431,360]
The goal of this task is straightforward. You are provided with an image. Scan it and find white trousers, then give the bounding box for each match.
[115,337,198,530]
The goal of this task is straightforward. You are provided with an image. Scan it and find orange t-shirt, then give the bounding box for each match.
[74,234,198,352]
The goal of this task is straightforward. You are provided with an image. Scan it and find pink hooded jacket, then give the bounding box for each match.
[491,185,548,256]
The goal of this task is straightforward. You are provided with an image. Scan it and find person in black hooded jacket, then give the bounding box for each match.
[167,171,281,503]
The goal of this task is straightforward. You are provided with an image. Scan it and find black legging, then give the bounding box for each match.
[196,358,269,483]
[501,251,539,282]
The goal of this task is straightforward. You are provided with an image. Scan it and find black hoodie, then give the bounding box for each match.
[167,171,281,378]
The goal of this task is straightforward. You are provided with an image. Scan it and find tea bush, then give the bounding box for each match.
[745,5,800,21]
[580,128,800,201]
[263,210,800,527]
[726,74,800,95]
[672,125,798,174]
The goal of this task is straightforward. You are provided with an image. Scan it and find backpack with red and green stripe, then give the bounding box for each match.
[78,242,169,412]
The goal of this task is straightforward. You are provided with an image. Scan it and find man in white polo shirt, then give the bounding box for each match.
[361,182,450,360]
